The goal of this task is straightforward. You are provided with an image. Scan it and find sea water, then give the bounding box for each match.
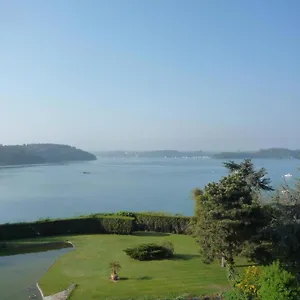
[0,157,298,224]
[0,248,71,300]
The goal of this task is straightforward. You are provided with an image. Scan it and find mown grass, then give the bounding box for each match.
[37,233,232,300]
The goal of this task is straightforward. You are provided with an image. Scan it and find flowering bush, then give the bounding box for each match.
[235,266,261,298]
[225,262,300,300]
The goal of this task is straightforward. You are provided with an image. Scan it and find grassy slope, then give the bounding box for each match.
[38,233,231,300]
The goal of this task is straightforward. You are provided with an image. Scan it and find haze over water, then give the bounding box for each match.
[0,157,298,224]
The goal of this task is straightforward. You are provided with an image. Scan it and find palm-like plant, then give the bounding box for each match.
[109,261,121,280]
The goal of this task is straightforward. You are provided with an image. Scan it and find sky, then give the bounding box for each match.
[1,0,300,151]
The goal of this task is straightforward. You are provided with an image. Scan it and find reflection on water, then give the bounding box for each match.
[0,241,73,257]
[0,248,71,300]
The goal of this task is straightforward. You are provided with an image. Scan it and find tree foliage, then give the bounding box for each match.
[258,261,300,300]
[0,143,96,166]
[267,177,300,270]
[191,159,272,266]
[224,159,274,191]
[226,262,300,300]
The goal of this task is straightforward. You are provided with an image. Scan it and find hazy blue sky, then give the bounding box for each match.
[1,0,299,151]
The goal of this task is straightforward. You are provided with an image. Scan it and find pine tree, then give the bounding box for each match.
[191,159,272,267]
[224,159,274,191]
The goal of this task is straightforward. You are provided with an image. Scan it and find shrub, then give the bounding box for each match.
[124,243,174,261]
[162,240,175,256]
[223,289,250,300]
[235,266,260,298]
[257,261,300,300]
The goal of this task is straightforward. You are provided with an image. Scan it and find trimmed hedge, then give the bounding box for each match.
[134,213,191,234]
[116,211,191,234]
[0,216,134,241]
[0,212,192,241]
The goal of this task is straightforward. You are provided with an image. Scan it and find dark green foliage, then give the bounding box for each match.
[161,240,175,255]
[264,179,300,270]
[124,243,174,261]
[0,143,96,166]
[191,160,272,266]
[0,212,192,241]
[115,211,191,234]
[258,261,300,300]
[224,159,273,191]
[241,243,273,266]
[0,216,134,240]
[192,175,265,265]
[135,213,191,234]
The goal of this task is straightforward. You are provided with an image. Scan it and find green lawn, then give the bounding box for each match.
[38,233,230,300]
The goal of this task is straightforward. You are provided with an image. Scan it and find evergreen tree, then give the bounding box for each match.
[269,177,300,271]
[191,159,272,267]
[224,158,274,191]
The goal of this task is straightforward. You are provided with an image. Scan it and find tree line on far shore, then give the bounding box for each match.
[0,143,96,166]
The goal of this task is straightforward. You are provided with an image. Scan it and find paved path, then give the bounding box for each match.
[38,284,76,300]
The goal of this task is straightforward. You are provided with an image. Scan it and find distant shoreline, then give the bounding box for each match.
[0,160,91,169]
[94,148,300,160]
[0,143,97,167]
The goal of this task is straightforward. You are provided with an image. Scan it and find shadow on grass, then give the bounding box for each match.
[114,276,152,281]
[136,276,152,280]
[171,254,201,261]
[132,231,170,237]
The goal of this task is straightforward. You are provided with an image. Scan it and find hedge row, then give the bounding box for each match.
[117,212,191,234]
[136,214,191,234]
[0,212,192,241]
[0,216,134,241]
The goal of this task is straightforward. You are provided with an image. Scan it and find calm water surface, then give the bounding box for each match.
[0,157,298,298]
[0,157,298,224]
[0,248,70,300]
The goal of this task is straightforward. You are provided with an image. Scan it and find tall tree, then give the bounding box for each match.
[268,178,300,271]
[224,159,274,191]
[191,159,272,267]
